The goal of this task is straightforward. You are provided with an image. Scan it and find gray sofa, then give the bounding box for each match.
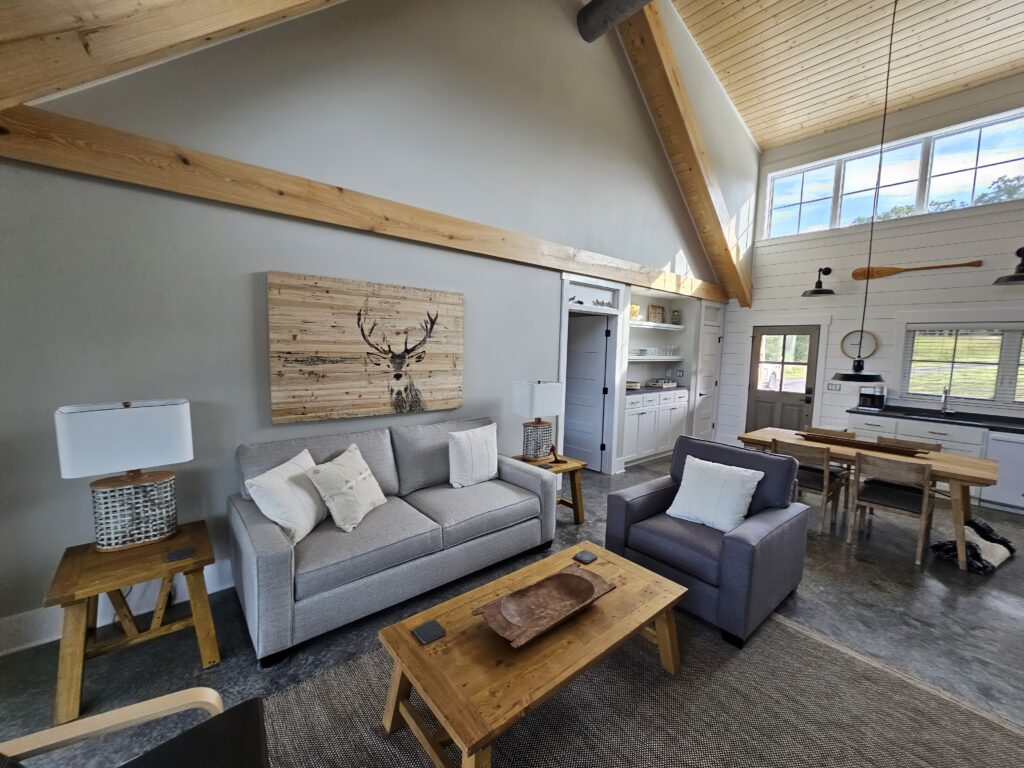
[607,436,809,647]
[228,417,557,661]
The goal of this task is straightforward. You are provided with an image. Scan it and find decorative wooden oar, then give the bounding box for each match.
[851,260,983,280]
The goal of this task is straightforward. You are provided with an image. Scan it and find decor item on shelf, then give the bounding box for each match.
[512,380,565,461]
[54,399,193,551]
[267,272,463,423]
[645,378,678,389]
[471,564,615,648]
[626,380,642,390]
[671,309,681,325]
[647,304,665,324]
[801,266,835,296]
[994,246,1024,285]
[833,0,900,384]
[629,303,640,320]
[852,259,982,280]
[592,299,614,308]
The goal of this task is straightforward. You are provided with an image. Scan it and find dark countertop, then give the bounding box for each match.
[627,386,689,395]
[847,405,1024,435]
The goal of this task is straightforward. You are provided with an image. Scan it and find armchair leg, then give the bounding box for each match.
[258,650,289,669]
[721,631,746,649]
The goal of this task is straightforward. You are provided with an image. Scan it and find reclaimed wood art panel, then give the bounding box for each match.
[268,272,464,424]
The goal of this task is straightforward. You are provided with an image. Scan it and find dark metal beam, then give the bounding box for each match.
[577,0,654,42]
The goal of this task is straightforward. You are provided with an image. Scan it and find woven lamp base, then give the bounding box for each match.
[522,420,554,461]
[90,470,179,552]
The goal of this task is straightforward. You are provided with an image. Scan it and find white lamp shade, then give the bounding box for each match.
[55,399,193,479]
[512,381,564,420]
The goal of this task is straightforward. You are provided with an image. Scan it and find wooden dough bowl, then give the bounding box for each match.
[472,564,615,648]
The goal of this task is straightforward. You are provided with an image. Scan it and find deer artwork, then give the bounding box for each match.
[357,306,439,413]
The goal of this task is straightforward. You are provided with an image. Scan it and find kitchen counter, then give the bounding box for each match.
[847,405,1024,435]
[627,386,688,395]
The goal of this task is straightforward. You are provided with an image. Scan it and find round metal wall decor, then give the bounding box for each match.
[840,329,879,360]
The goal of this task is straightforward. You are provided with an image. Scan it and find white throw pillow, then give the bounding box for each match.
[305,444,387,532]
[244,449,327,544]
[448,423,499,488]
[665,455,764,533]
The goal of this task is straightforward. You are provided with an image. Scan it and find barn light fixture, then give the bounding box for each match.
[801,266,835,297]
[833,1,901,384]
[993,247,1024,285]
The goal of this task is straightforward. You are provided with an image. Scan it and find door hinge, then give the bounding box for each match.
[600,443,606,451]
[602,386,609,395]
[712,421,716,429]
[718,336,723,343]
[605,329,611,337]
[714,379,718,387]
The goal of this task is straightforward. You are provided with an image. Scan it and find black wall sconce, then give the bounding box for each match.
[802,266,835,297]
[994,247,1024,285]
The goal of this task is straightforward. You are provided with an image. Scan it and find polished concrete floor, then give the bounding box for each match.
[1,455,1021,766]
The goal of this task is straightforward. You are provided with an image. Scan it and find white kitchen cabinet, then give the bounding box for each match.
[623,390,689,462]
[982,432,1024,511]
[622,408,642,462]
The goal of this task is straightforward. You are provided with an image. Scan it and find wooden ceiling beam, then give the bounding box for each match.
[618,3,752,307]
[0,0,352,110]
[0,106,727,303]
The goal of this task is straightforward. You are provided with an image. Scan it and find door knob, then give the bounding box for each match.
[699,392,707,397]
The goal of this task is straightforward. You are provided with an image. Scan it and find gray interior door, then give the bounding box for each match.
[745,325,819,432]
[564,314,609,467]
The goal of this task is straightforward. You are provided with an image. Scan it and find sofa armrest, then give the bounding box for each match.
[498,456,558,542]
[718,502,810,640]
[227,495,295,659]
[605,475,679,555]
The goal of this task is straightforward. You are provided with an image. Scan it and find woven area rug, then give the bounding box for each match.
[264,614,1024,767]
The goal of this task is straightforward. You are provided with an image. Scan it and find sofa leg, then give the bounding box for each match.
[721,631,746,649]
[258,650,289,669]
[531,539,554,554]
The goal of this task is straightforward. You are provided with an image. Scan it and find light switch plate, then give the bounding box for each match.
[827,382,842,391]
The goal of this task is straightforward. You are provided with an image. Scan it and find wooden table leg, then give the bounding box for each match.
[949,480,970,572]
[382,663,412,733]
[106,590,138,637]
[653,607,681,675]
[150,576,174,631]
[53,601,89,725]
[569,469,585,524]
[184,569,221,668]
[462,746,491,767]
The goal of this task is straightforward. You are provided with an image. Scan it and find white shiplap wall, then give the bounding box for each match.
[716,202,1024,446]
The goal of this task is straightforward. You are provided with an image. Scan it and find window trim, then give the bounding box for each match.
[892,310,1024,413]
[765,107,1024,239]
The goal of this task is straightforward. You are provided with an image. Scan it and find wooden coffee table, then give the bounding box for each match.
[378,542,686,767]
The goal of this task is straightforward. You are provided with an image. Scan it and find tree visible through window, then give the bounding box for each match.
[767,110,1024,238]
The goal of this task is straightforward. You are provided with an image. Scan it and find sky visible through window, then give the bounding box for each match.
[768,111,1024,238]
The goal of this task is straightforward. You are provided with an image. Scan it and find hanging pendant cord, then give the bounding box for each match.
[858,0,900,360]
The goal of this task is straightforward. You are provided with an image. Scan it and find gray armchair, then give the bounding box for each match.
[607,436,809,647]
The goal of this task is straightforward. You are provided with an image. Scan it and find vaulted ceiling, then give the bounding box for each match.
[673,0,1024,149]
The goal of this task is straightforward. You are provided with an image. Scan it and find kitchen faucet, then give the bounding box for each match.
[940,386,950,414]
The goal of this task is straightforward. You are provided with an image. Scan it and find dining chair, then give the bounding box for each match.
[848,453,934,566]
[771,439,846,534]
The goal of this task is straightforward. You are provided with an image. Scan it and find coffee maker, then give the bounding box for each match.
[858,385,886,411]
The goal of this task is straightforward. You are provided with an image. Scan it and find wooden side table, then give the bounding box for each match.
[45,521,221,725]
[513,455,587,524]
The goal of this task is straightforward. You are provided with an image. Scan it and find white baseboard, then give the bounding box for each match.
[0,560,235,658]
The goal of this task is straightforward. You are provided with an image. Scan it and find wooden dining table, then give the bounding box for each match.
[737,427,1000,572]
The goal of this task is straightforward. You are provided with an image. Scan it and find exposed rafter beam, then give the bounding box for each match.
[0,0,352,111]
[0,106,727,302]
[618,3,753,307]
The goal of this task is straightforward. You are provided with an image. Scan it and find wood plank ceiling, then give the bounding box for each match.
[672,0,1024,149]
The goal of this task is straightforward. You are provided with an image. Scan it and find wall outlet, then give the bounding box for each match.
[827,382,842,391]
[675,369,684,377]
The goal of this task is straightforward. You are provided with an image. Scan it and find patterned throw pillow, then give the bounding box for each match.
[306,444,387,532]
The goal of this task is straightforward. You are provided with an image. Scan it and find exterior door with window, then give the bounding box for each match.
[746,325,819,431]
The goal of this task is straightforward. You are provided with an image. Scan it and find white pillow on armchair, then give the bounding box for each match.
[665,455,764,533]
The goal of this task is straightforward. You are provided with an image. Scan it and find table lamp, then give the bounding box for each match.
[512,381,564,462]
[55,399,193,552]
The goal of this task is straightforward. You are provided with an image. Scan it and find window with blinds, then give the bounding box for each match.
[901,325,1024,407]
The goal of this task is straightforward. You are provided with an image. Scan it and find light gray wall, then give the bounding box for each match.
[0,0,714,620]
[657,0,760,259]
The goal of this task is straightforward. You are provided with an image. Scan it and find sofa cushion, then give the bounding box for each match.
[293,497,441,600]
[391,418,493,496]
[404,479,540,548]
[670,435,797,515]
[628,513,724,586]
[238,427,399,499]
